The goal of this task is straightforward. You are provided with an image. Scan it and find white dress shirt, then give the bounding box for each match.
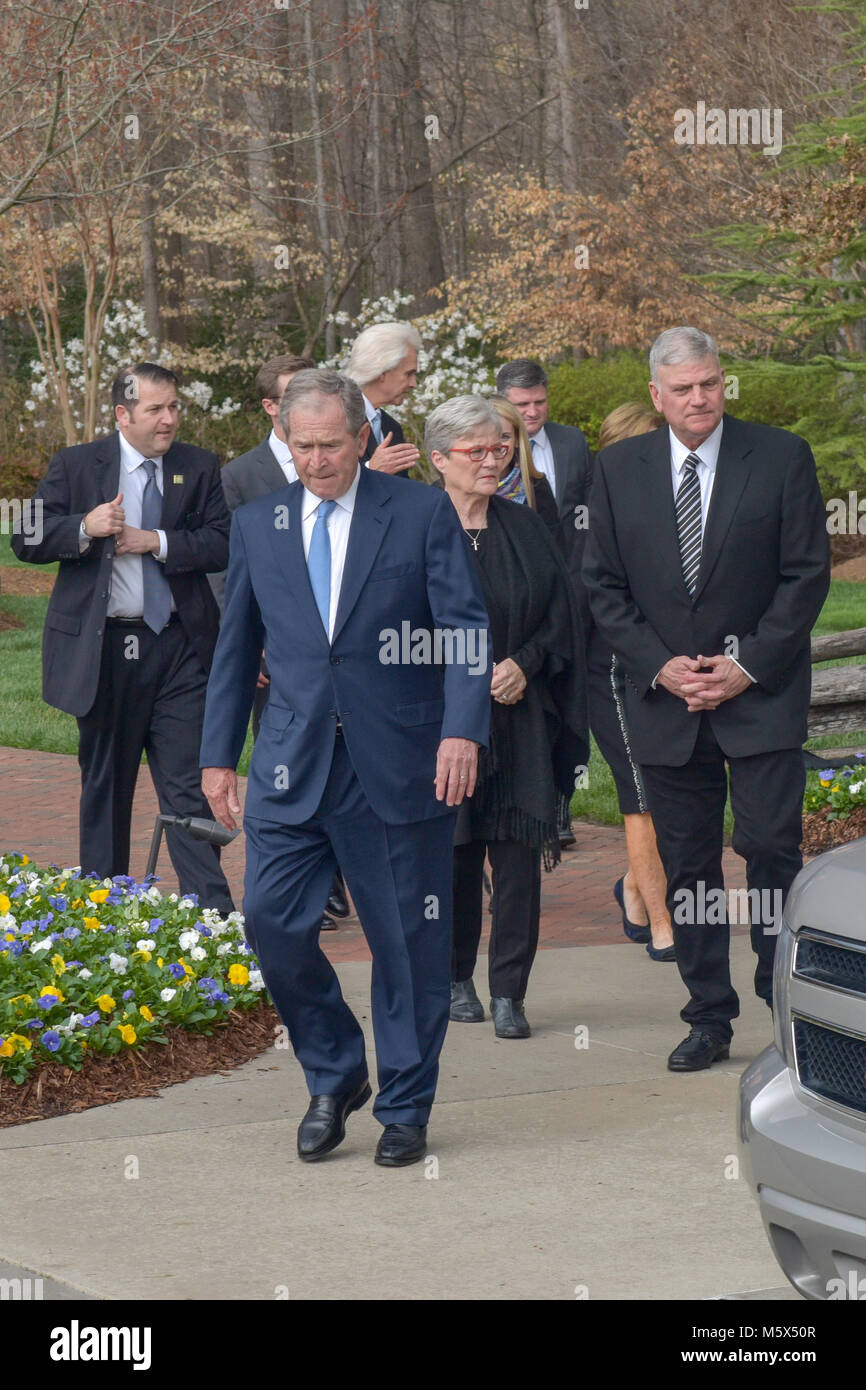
[268,428,297,485]
[80,431,173,617]
[300,467,361,641]
[529,426,557,501]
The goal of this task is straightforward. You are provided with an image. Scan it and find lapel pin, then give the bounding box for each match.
[172,474,184,484]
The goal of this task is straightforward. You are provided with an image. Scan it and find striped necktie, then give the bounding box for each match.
[675,453,703,596]
[139,458,172,633]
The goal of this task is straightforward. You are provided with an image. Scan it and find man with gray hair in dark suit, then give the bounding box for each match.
[496,358,593,847]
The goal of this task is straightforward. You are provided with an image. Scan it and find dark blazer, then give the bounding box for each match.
[11,434,230,718]
[542,420,593,630]
[360,407,404,464]
[200,467,491,826]
[581,413,830,766]
[210,436,288,612]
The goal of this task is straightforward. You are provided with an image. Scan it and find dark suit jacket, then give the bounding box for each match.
[210,437,288,612]
[11,434,230,718]
[581,414,830,766]
[542,420,593,631]
[200,467,491,826]
[360,407,404,464]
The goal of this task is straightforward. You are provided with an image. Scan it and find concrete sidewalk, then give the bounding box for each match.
[0,937,797,1302]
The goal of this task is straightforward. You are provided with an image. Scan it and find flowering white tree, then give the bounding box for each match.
[25,300,240,441]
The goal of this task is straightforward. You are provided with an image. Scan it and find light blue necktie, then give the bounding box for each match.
[139,458,172,633]
[307,499,336,634]
[370,410,383,446]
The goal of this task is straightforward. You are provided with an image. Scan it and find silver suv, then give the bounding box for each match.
[739,837,866,1300]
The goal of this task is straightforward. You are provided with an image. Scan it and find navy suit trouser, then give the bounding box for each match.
[243,733,455,1126]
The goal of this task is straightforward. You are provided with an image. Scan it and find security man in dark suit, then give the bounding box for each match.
[583,327,830,1071]
[496,358,594,846]
[11,362,233,911]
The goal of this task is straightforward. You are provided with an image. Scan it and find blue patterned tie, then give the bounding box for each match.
[307,499,336,635]
[139,458,172,633]
[370,410,383,446]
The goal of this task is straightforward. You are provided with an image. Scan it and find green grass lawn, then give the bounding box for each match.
[1,546,862,825]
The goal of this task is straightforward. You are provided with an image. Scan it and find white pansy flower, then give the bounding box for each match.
[248,969,265,992]
[217,942,233,956]
[178,929,200,952]
[79,968,92,980]
[136,939,153,951]
[30,936,53,953]
[160,988,176,1002]
[109,952,128,975]
[190,946,206,961]
[849,781,863,795]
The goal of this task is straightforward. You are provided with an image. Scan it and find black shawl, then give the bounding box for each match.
[464,495,588,867]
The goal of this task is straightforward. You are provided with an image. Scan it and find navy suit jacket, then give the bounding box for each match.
[11,434,229,717]
[200,467,491,825]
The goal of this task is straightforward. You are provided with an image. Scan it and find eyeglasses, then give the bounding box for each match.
[447,444,511,463]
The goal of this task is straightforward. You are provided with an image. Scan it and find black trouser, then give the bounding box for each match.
[77,618,234,913]
[640,715,804,1043]
[451,839,541,999]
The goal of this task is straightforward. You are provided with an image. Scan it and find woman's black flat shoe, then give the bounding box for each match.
[646,941,676,962]
[613,877,651,944]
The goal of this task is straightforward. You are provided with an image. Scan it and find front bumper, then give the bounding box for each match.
[739,1045,866,1300]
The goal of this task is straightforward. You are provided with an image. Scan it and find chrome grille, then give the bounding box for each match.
[795,933,866,997]
[793,1016,866,1116]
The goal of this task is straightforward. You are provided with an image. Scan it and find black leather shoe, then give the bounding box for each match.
[297,1077,371,1161]
[327,873,350,919]
[319,912,338,931]
[490,996,531,1038]
[374,1124,427,1167]
[667,1030,730,1072]
[450,978,485,1022]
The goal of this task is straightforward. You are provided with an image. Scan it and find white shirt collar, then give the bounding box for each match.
[531,425,550,450]
[669,418,723,475]
[362,394,380,425]
[118,430,162,472]
[301,465,362,522]
[268,428,292,466]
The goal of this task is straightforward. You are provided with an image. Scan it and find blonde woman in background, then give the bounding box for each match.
[587,403,675,962]
[488,394,558,528]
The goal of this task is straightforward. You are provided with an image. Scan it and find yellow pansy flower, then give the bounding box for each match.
[51,954,66,976]
[118,1024,137,1045]
[40,985,65,1003]
[228,964,249,987]
[83,917,101,931]
[88,889,109,904]
[0,1040,14,1057]
[9,993,33,1006]
[96,993,116,1013]
[140,1005,154,1022]
[134,949,152,963]
[7,1033,32,1051]
[179,956,194,977]
[0,893,10,913]
[20,855,29,865]
[157,957,164,968]
[71,898,84,910]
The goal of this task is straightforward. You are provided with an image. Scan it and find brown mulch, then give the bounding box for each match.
[829,533,866,568]
[0,568,55,596]
[831,554,866,583]
[802,805,866,855]
[0,1001,282,1128]
[0,610,24,631]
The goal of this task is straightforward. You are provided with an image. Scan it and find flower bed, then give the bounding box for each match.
[0,852,270,1087]
[802,759,866,854]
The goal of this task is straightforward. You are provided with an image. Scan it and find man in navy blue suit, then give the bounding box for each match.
[201,369,490,1166]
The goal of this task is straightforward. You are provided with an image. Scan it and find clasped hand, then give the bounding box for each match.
[658,653,751,711]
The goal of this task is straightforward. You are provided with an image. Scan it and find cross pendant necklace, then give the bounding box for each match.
[465,527,485,550]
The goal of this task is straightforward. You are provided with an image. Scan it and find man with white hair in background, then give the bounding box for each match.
[583,326,829,1072]
[344,321,422,476]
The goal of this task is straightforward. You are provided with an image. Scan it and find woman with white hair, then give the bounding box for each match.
[344,322,422,477]
[427,395,588,1039]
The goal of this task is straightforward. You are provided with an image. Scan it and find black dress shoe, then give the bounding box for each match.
[667,1030,730,1072]
[613,876,651,944]
[450,978,485,1022]
[297,1077,371,1161]
[327,872,350,919]
[490,996,531,1038]
[374,1124,427,1167]
[319,912,338,931]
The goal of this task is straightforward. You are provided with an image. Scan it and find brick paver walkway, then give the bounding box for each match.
[0,746,750,965]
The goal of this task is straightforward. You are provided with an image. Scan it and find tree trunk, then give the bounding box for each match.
[140,184,161,349]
